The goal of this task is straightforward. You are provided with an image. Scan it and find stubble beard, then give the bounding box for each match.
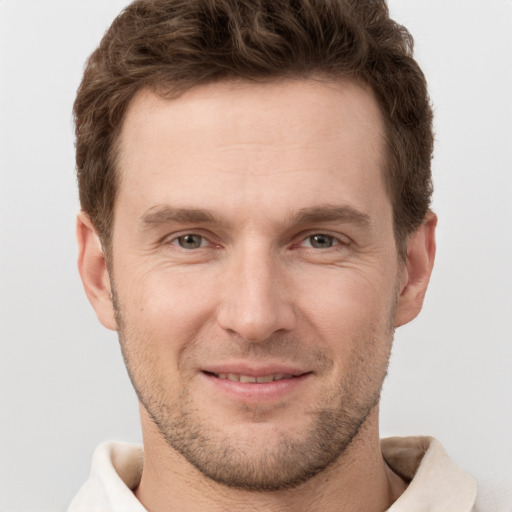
[146,385,384,491]
[112,289,395,492]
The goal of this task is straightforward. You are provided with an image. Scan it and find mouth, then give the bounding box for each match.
[200,367,311,403]
[205,372,302,383]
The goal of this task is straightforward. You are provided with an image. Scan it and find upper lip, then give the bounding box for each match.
[201,363,309,378]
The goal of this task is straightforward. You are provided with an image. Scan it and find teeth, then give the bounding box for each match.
[256,375,274,383]
[276,374,293,381]
[215,373,295,382]
[240,375,257,383]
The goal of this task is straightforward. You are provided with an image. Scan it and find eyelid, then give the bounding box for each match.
[172,234,207,249]
[162,230,216,247]
[160,229,350,249]
[295,231,351,248]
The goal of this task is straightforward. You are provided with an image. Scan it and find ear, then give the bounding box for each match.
[395,211,437,327]
[76,212,117,331]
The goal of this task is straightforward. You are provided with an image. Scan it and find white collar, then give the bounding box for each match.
[69,436,478,511]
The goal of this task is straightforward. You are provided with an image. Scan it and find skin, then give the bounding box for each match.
[77,78,436,511]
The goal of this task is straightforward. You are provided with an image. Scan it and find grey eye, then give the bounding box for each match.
[309,234,334,248]
[177,234,203,249]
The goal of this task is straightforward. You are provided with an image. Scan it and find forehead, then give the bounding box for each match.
[120,78,385,158]
[115,78,390,228]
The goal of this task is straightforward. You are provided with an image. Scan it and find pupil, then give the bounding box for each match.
[311,234,333,248]
[180,234,201,248]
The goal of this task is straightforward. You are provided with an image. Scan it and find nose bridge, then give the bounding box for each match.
[217,238,295,341]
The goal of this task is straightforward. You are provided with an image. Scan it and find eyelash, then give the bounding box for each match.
[166,231,350,250]
[168,233,213,249]
[299,234,344,249]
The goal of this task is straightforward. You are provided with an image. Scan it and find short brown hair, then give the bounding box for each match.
[74,0,433,256]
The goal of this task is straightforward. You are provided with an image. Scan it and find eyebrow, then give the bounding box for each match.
[290,205,371,228]
[140,204,371,230]
[141,206,222,227]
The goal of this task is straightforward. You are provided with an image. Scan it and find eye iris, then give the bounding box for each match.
[310,234,333,248]
[178,234,202,249]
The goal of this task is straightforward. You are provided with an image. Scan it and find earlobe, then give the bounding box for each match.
[76,212,117,331]
[395,212,437,327]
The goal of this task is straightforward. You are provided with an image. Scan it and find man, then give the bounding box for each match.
[69,0,485,510]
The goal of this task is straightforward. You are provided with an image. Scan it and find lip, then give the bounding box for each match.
[200,363,312,403]
[202,363,309,378]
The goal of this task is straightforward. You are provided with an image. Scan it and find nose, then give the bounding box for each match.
[216,243,297,342]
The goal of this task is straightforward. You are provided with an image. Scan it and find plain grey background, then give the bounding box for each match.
[1,0,511,510]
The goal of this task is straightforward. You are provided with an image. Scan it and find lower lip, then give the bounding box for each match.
[201,372,311,403]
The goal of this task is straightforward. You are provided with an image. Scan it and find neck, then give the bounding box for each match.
[134,406,407,512]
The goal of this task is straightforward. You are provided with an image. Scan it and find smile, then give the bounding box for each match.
[212,373,296,383]
[202,369,311,403]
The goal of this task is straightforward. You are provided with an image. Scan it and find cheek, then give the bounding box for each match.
[118,267,219,350]
[296,268,396,344]
[296,271,396,395]
[114,273,205,396]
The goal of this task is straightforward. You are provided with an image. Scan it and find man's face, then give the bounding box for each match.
[108,79,404,489]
